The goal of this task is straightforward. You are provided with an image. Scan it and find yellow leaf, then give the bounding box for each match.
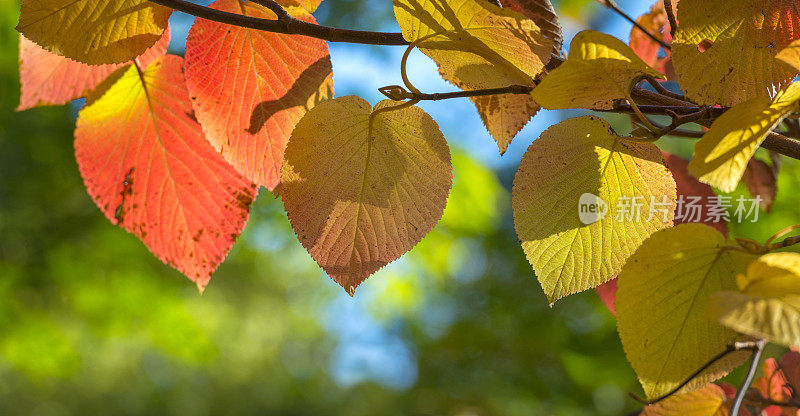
[530,30,664,110]
[640,384,731,416]
[16,0,171,65]
[688,82,800,193]
[738,252,800,298]
[709,252,800,348]
[392,0,553,154]
[710,293,800,348]
[672,0,800,106]
[281,97,453,295]
[777,39,800,72]
[616,224,754,399]
[511,116,675,303]
[275,0,322,13]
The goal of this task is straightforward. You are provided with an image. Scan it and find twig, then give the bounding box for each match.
[730,340,766,416]
[630,341,762,406]
[643,75,685,101]
[663,0,677,39]
[596,0,671,50]
[147,0,409,45]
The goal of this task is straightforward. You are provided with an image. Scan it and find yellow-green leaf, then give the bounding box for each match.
[530,30,664,110]
[16,0,171,65]
[777,39,800,72]
[511,116,675,303]
[709,293,800,348]
[392,0,553,154]
[688,82,800,193]
[616,224,755,399]
[672,0,800,106]
[639,384,730,416]
[709,252,800,347]
[738,252,800,298]
[281,97,453,295]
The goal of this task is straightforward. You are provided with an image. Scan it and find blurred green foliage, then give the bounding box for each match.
[2,0,799,415]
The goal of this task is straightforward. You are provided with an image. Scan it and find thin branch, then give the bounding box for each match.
[663,0,677,39]
[643,75,685,101]
[596,0,671,50]
[630,341,762,406]
[730,340,766,416]
[147,0,409,45]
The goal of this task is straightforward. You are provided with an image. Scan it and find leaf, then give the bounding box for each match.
[672,0,800,106]
[392,0,553,154]
[593,152,727,316]
[74,55,256,291]
[498,0,562,56]
[16,0,171,65]
[184,0,333,190]
[709,253,800,348]
[741,158,778,212]
[280,97,453,294]
[511,116,675,303]
[530,30,664,110]
[629,0,677,79]
[709,293,800,348]
[275,0,323,13]
[777,39,800,72]
[664,153,728,236]
[616,223,755,399]
[17,29,170,111]
[753,357,793,404]
[688,82,800,192]
[639,384,731,416]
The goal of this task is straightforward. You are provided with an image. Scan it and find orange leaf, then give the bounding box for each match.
[184,0,333,190]
[17,28,170,111]
[75,55,256,291]
[629,0,677,79]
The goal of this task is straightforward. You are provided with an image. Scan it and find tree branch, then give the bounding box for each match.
[147,0,409,45]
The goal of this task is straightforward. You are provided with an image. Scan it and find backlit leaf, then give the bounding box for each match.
[688,82,800,193]
[275,0,323,13]
[741,158,778,212]
[777,39,800,72]
[639,384,730,416]
[392,0,553,154]
[499,0,562,56]
[281,97,452,294]
[531,30,664,110]
[185,0,333,190]
[16,0,171,64]
[17,29,169,111]
[594,152,727,316]
[75,55,256,291]
[709,253,800,348]
[616,224,754,399]
[512,116,675,303]
[672,0,800,106]
[629,0,677,79]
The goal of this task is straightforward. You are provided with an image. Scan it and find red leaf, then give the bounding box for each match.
[595,152,727,314]
[17,28,170,111]
[754,358,793,403]
[742,157,778,212]
[184,0,333,190]
[781,351,800,395]
[629,0,678,80]
[74,55,255,291]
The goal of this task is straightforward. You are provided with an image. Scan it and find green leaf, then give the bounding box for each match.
[616,223,755,399]
[512,116,675,303]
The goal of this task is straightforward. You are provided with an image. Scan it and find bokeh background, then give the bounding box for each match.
[1,0,799,414]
